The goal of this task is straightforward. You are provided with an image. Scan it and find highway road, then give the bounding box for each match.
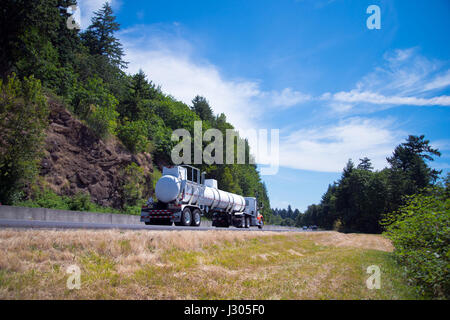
[0,219,302,232]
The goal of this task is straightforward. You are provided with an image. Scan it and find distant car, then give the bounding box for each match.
[311,225,318,230]
[302,226,308,230]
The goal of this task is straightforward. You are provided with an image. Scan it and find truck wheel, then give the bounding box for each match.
[181,208,192,226]
[245,216,250,228]
[240,217,246,228]
[192,209,201,227]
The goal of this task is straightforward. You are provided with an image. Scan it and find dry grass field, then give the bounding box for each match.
[0,229,420,300]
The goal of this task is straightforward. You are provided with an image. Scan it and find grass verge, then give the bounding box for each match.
[0,230,421,299]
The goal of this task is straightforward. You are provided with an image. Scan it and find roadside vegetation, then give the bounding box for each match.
[383,184,449,299]
[14,185,139,216]
[295,136,443,233]
[0,230,422,300]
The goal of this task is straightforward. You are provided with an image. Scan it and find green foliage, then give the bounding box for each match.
[117,121,149,154]
[298,136,442,234]
[86,103,119,138]
[67,192,94,212]
[121,163,145,207]
[191,95,214,123]
[149,167,162,195]
[72,77,119,138]
[81,2,127,69]
[383,186,450,299]
[0,74,48,204]
[15,185,125,215]
[16,185,70,210]
[272,206,301,226]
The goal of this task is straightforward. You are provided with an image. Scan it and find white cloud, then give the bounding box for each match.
[279,118,403,172]
[265,88,311,108]
[423,70,450,92]
[323,48,450,110]
[332,90,450,106]
[119,25,310,129]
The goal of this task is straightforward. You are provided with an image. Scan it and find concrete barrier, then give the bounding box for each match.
[0,205,300,231]
[0,205,141,225]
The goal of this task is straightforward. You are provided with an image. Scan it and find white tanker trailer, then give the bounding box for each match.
[140,165,264,229]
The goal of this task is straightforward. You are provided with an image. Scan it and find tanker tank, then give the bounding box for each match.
[155,166,245,213]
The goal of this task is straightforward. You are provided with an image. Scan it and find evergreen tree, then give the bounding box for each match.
[191,95,214,123]
[0,74,48,204]
[81,2,127,69]
[357,157,373,171]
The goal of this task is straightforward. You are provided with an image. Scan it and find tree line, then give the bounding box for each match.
[0,1,272,221]
[271,206,301,226]
[294,135,443,233]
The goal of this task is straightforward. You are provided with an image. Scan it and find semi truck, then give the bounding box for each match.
[140,165,264,229]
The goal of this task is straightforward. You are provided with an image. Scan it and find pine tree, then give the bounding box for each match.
[357,157,373,171]
[81,2,127,69]
[192,95,214,123]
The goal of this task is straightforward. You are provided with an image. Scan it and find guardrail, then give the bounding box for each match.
[0,205,300,231]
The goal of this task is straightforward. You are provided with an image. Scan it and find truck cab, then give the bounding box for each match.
[244,197,264,229]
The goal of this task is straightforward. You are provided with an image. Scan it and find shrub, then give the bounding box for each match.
[117,120,149,154]
[15,185,70,210]
[0,74,49,204]
[122,205,141,216]
[121,163,145,207]
[67,192,93,211]
[72,77,119,138]
[383,186,450,299]
[14,186,128,214]
[86,102,119,138]
[149,167,162,194]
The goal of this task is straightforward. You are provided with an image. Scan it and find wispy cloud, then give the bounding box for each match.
[323,48,450,111]
[119,25,311,129]
[265,88,312,109]
[329,90,450,107]
[279,117,404,172]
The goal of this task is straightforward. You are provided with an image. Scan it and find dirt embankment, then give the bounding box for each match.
[39,101,155,208]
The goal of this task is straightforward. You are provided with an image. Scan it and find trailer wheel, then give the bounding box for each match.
[181,208,192,226]
[245,216,250,228]
[240,217,246,228]
[192,209,201,227]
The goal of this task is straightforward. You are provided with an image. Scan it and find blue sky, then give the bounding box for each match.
[78,0,450,211]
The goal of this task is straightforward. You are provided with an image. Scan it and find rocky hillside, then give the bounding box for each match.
[39,101,155,208]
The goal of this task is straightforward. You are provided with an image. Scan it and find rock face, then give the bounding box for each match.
[40,102,154,208]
